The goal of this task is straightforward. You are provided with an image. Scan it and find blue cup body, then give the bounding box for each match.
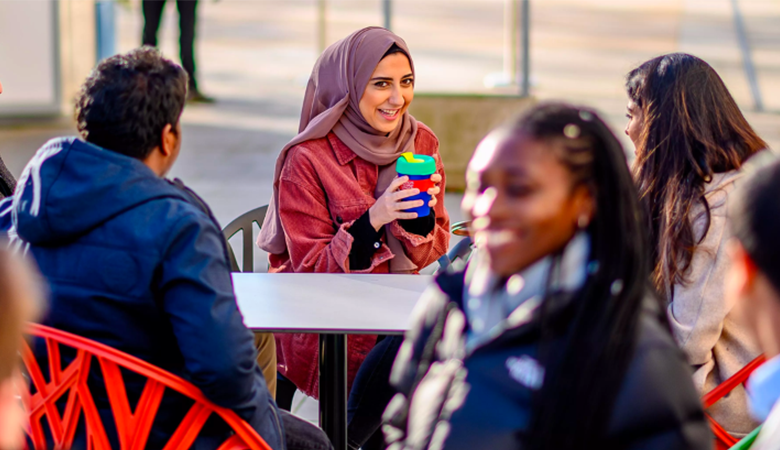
[398,173,432,217]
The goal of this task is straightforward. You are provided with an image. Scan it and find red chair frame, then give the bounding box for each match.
[22,323,272,450]
[702,354,766,450]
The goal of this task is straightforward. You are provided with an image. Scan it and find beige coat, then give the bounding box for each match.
[667,170,762,436]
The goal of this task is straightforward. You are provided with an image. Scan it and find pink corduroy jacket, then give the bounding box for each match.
[269,123,450,398]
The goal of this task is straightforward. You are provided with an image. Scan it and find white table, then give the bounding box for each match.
[232,273,431,450]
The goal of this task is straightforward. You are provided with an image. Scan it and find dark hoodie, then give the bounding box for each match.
[11,137,284,449]
[384,269,712,450]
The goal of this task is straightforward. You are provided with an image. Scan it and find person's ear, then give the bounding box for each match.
[160,123,178,157]
[573,185,595,229]
[728,240,759,298]
[742,247,760,289]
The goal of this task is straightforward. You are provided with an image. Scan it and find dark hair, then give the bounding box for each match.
[626,53,766,294]
[504,103,652,449]
[75,47,188,160]
[382,43,407,59]
[731,155,780,295]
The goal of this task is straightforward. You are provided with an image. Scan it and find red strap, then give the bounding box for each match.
[702,355,766,408]
[707,414,739,447]
[702,354,766,449]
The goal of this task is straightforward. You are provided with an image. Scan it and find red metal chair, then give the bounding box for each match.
[702,354,766,450]
[21,323,273,450]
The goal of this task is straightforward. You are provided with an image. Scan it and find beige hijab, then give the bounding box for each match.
[258,27,420,272]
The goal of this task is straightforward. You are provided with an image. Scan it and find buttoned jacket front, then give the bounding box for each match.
[270,122,450,397]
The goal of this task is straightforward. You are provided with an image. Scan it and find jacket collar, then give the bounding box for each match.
[327,132,358,166]
[434,264,579,352]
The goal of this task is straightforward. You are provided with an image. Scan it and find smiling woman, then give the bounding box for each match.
[464,132,594,277]
[384,103,711,450]
[256,27,449,450]
[358,46,414,134]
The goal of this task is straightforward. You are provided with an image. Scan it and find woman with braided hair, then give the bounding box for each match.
[383,103,710,450]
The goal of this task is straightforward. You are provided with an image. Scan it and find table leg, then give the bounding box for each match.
[319,334,347,450]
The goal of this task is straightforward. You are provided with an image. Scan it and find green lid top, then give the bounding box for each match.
[396,152,436,176]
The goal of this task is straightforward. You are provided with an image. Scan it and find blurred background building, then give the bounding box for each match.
[1,0,779,258]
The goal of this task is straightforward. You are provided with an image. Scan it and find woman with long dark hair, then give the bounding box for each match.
[383,103,710,449]
[626,53,766,436]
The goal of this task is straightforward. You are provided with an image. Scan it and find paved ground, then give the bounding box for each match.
[2,0,779,425]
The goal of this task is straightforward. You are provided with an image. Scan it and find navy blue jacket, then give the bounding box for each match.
[12,137,284,449]
[384,270,712,450]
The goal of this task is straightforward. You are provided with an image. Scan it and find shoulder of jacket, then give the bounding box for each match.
[434,269,466,304]
[141,183,220,238]
[702,170,742,209]
[607,309,705,434]
[153,197,217,234]
[390,281,456,394]
[403,272,466,355]
[635,310,679,354]
[281,138,337,180]
[415,122,440,148]
[287,136,333,159]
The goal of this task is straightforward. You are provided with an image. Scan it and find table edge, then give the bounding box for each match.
[248,328,406,335]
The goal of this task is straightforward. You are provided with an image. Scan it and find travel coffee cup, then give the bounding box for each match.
[396,152,436,217]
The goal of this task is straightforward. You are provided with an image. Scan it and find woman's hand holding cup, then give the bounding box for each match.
[426,173,442,208]
[369,176,424,231]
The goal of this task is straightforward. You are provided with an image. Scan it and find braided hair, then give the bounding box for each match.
[505,103,654,448]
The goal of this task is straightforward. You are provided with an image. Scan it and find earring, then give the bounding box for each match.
[577,215,589,229]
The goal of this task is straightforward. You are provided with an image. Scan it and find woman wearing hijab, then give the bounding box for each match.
[258,27,449,449]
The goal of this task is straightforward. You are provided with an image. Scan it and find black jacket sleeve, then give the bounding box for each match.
[347,210,384,270]
[399,210,436,236]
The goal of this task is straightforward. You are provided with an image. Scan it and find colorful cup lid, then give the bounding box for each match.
[396,152,436,176]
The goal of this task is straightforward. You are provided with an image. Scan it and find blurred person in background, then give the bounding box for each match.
[626,53,767,437]
[142,0,214,103]
[0,79,18,198]
[0,249,43,450]
[727,155,780,449]
[257,27,449,450]
[383,103,710,450]
[10,48,330,450]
